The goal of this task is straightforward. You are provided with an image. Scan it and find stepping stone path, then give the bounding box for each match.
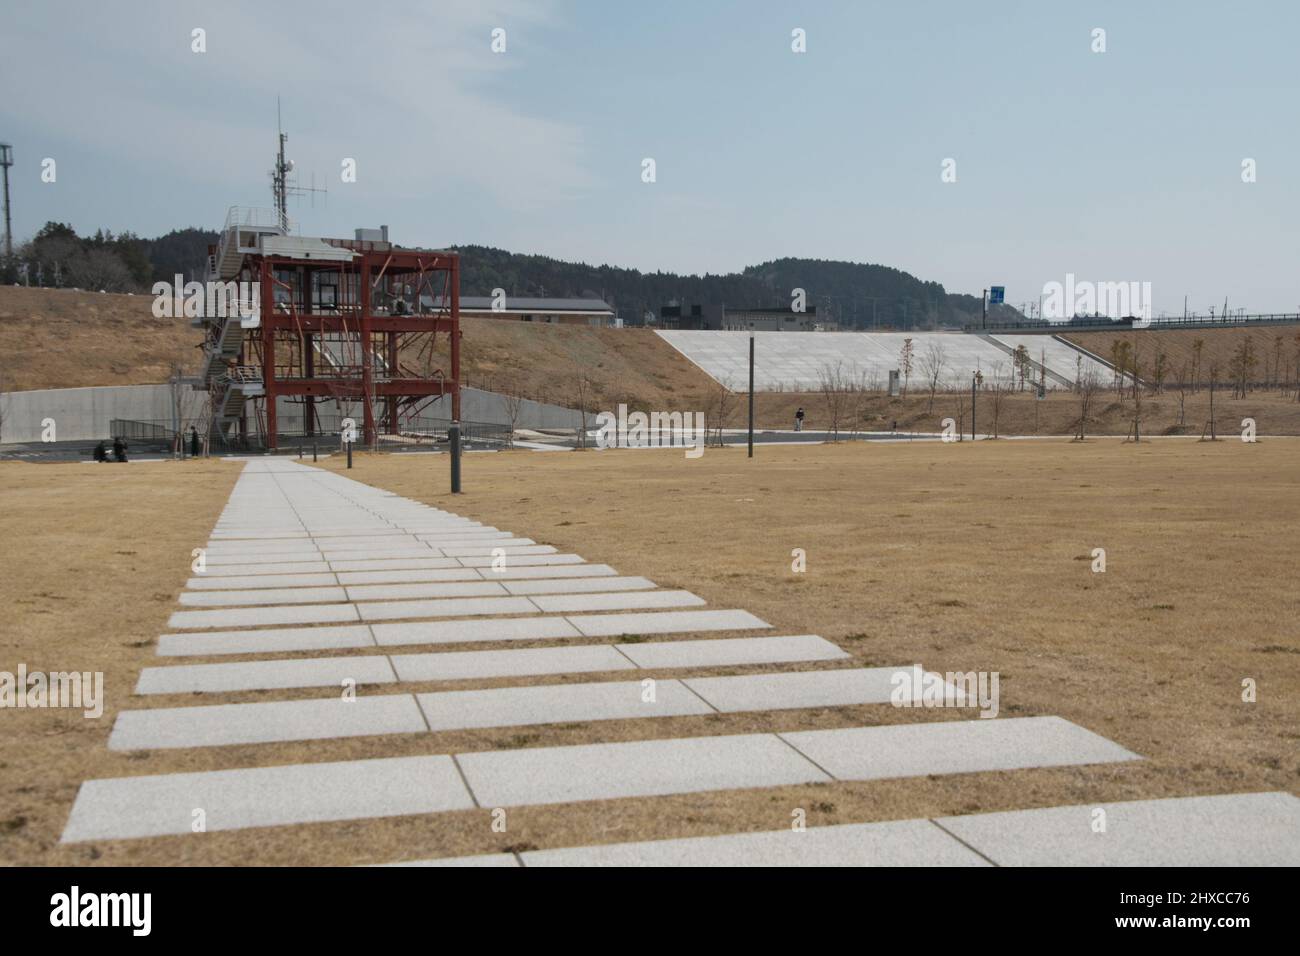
[61,459,1300,864]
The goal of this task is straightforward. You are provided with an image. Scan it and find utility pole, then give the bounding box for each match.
[971,371,978,441]
[0,143,13,258]
[981,289,988,330]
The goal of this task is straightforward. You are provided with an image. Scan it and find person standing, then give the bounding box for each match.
[189,426,201,458]
[112,437,128,462]
[794,407,805,432]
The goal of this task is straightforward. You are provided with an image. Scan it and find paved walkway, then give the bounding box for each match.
[60,459,1300,863]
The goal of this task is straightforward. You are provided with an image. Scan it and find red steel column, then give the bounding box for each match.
[262,259,277,449]
[450,256,461,422]
[360,254,377,447]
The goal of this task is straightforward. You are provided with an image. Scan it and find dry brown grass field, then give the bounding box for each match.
[0,437,1296,866]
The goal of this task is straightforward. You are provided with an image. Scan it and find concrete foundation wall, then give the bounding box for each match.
[0,383,584,444]
[0,384,204,444]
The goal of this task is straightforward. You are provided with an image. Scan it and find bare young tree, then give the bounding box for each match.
[502,383,525,448]
[712,375,737,446]
[1074,369,1103,440]
[1129,337,1144,442]
[0,359,8,443]
[699,376,737,447]
[920,342,947,413]
[855,368,877,435]
[1012,345,1031,391]
[1174,361,1190,427]
[571,363,594,449]
[949,382,967,441]
[817,361,851,440]
[899,338,914,399]
[1190,338,1204,392]
[986,361,1009,438]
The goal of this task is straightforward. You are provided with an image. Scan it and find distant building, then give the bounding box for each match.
[721,306,817,332]
[656,302,817,331]
[423,294,617,327]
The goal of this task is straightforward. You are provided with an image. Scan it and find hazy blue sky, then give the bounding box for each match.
[2,0,1297,313]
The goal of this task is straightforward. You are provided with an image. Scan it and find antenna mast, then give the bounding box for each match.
[269,99,326,232]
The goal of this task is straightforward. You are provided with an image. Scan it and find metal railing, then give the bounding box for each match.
[109,419,177,445]
[969,313,1300,333]
[223,205,291,233]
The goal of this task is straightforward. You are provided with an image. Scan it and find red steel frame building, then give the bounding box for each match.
[209,235,461,450]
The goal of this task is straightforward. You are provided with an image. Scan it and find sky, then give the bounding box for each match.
[1,0,1297,314]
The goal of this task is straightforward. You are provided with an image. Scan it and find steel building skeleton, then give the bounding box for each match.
[196,207,460,449]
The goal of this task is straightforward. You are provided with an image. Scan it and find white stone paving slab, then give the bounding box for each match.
[206,551,324,566]
[168,603,361,630]
[529,590,704,613]
[186,573,339,590]
[391,644,634,682]
[61,755,474,841]
[109,694,427,750]
[685,666,910,712]
[370,616,582,647]
[457,554,584,568]
[157,623,376,657]
[210,531,310,540]
[334,568,485,585]
[198,561,333,576]
[935,792,1300,866]
[178,586,349,607]
[204,540,322,552]
[478,564,618,581]
[437,544,556,557]
[520,818,988,867]
[500,576,655,596]
[303,536,423,551]
[319,548,438,561]
[781,716,1141,781]
[458,732,830,807]
[415,679,712,732]
[329,557,464,572]
[380,853,521,867]
[567,608,766,637]
[355,596,539,622]
[137,654,396,694]
[311,529,417,538]
[343,581,508,602]
[418,537,537,549]
[619,634,844,668]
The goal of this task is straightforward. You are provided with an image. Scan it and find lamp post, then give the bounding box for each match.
[747,329,755,458]
[449,421,462,492]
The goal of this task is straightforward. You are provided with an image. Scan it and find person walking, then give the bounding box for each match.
[93,440,108,463]
[794,407,805,432]
[112,437,128,463]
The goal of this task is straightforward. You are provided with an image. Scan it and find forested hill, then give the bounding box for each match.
[455,246,1020,329]
[6,222,1018,329]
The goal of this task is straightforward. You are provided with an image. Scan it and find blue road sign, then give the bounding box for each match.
[989,286,1005,304]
